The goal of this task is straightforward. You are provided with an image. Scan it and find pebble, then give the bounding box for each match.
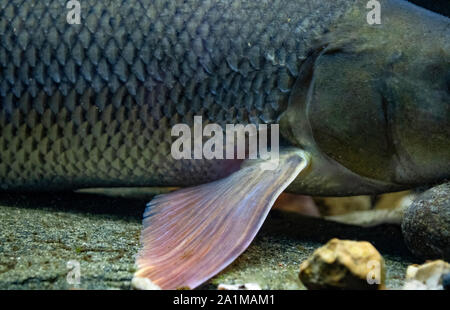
[131,276,161,290]
[298,238,385,290]
[403,260,450,290]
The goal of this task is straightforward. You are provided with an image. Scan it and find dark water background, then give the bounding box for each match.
[409,0,450,18]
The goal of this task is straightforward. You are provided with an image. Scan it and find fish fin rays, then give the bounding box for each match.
[134,149,309,289]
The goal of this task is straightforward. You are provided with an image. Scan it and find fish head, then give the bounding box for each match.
[282,0,449,193]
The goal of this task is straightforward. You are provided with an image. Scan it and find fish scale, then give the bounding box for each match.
[0,0,355,190]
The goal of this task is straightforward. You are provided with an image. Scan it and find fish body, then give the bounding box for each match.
[1,0,448,195]
[1,0,354,191]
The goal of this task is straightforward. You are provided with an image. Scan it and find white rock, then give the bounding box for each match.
[403,260,450,290]
[131,276,162,290]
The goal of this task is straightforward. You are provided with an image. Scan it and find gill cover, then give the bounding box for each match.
[305,46,396,183]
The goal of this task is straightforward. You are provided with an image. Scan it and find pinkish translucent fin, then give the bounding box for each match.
[134,149,309,289]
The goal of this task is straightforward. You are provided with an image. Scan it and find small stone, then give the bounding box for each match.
[402,183,450,261]
[299,238,385,290]
[131,276,161,290]
[403,260,450,290]
[218,283,262,290]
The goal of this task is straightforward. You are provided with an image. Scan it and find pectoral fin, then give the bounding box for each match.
[133,149,309,289]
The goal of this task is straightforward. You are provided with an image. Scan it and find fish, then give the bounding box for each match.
[0,0,449,289]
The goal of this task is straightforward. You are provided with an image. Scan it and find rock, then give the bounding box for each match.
[131,276,161,290]
[298,238,385,290]
[374,191,414,210]
[324,191,415,227]
[217,283,261,290]
[325,208,405,227]
[403,260,450,290]
[314,196,371,216]
[402,183,450,261]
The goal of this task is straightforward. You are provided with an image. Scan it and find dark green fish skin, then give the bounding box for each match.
[0,0,356,190]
